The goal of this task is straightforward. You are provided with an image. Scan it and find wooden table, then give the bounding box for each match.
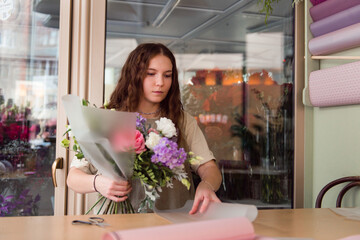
[0,208,359,240]
[254,208,360,239]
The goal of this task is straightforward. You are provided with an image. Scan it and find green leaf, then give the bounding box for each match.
[61,139,70,148]
[63,128,71,136]
[75,152,84,159]
[257,0,279,24]
[82,99,90,106]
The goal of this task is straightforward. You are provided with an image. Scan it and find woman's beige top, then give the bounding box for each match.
[70,111,215,212]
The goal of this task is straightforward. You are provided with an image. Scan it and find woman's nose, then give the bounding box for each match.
[155,75,164,86]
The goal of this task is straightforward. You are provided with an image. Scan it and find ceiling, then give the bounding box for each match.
[34,0,294,70]
[105,0,294,53]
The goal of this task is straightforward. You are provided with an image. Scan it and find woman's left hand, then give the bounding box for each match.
[189,181,221,214]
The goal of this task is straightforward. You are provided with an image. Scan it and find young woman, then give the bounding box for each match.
[67,43,222,214]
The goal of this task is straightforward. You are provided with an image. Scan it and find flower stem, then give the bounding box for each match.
[103,200,111,214]
[109,200,114,214]
[97,197,107,215]
[85,195,104,215]
[125,199,135,213]
[114,201,118,214]
[120,201,124,213]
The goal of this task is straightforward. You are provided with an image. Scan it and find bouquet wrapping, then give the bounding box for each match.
[62,95,136,182]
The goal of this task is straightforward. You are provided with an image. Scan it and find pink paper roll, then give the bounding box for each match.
[310,5,360,37]
[308,22,360,55]
[309,61,360,107]
[102,217,256,240]
[309,0,360,22]
[310,0,328,6]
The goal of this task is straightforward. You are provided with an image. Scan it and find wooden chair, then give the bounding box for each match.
[315,176,360,208]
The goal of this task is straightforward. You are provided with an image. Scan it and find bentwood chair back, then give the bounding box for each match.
[315,176,360,208]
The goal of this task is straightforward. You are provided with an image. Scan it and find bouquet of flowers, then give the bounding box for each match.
[0,100,33,171]
[61,96,200,214]
[132,113,200,212]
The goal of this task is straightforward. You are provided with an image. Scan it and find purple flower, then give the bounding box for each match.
[151,137,187,169]
[0,189,40,216]
[136,113,147,133]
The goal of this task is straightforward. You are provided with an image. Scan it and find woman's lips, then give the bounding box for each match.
[153,91,163,94]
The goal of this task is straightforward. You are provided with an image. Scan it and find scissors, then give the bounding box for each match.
[72,217,109,227]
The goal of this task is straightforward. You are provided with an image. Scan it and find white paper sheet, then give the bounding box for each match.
[331,208,360,221]
[61,94,136,181]
[154,200,258,223]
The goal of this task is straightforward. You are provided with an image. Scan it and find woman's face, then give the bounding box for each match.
[141,54,173,106]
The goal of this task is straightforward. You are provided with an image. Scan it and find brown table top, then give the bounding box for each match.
[254,208,360,240]
[0,208,359,240]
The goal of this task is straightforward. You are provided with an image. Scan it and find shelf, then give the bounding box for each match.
[311,56,360,60]
[220,167,288,175]
[219,161,288,175]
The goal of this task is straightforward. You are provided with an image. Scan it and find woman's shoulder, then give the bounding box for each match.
[181,111,198,128]
[182,111,196,122]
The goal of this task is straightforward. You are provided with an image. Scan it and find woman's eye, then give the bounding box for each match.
[165,74,172,78]
[147,72,155,76]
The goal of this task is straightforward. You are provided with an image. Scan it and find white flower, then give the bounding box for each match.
[145,132,161,150]
[155,117,177,138]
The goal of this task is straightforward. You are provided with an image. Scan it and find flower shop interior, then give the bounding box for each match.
[1,0,360,238]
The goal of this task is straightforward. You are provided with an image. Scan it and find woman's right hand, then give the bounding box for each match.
[94,175,132,202]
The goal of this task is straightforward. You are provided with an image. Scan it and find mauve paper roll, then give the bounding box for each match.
[310,5,360,37]
[102,217,256,240]
[308,22,360,55]
[309,0,360,22]
[309,61,360,107]
[310,0,328,6]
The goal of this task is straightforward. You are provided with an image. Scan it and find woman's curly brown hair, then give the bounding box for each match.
[107,43,184,131]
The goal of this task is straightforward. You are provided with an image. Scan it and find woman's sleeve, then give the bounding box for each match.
[69,156,98,175]
[182,112,215,172]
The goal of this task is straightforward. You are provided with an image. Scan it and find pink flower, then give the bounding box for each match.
[134,130,146,154]
[110,129,135,152]
[5,123,20,140]
[20,126,29,140]
[0,123,3,144]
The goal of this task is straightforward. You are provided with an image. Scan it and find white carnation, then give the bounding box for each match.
[145,132,161,150]
[155,117,177,138]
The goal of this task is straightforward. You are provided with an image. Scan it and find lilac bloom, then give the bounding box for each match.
[136,113,147,134]
[151,137,187,169]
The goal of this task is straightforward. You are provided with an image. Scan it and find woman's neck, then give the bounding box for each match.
[137,104,161,119]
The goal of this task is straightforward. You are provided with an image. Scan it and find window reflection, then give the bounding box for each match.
[104,0,294,209]
[0,0,59,216]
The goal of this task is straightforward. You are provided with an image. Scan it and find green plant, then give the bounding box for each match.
[257,0,280,23]
[257,0,303,23]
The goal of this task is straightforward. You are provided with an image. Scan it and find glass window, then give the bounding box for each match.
[0,0,60,216]
[104,0,294,209]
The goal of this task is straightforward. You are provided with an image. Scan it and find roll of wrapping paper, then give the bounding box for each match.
[310,5,360,37]
[309,0,360,22]
[102,217,256,240]
[310,0,328,6]
[308,22,360,55]
[309,61,360,107]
